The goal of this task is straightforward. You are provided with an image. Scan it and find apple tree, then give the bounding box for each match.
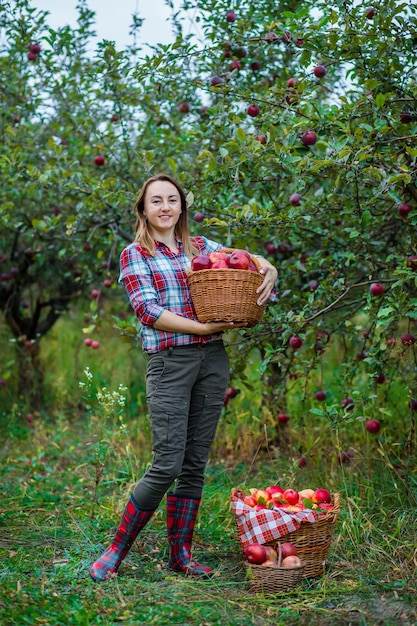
[0,0,416,459]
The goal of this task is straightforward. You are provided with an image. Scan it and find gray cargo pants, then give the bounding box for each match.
[133,340,229,509]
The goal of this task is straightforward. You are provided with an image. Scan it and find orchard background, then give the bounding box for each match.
[0,1,416,624]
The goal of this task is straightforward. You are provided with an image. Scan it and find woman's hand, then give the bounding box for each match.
[255,258,278,306]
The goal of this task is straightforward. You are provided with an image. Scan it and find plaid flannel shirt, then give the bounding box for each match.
[119,236,223,353]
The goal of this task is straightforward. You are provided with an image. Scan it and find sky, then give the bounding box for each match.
[31,0,182,50]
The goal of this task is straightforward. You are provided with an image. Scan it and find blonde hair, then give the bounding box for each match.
[133,173,199,258]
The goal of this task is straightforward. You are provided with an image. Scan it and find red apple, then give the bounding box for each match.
[29,43,41,54]
[290,193,303,206]
[264,32,279,44]
[281,555,302,568]
[374,373,386,384]
[250,61,262,71]
[318,503,334,511]
[314,65,327,78]
[247,104,260,117]
[365,7,375,18]
[312,488,331,504]
[301,131,317,145]
[255,134,266,144]
[191,255,211,271]
[401,333,415,346]
[298,455,307,468]
[366,419,381,434]
[243,495,257,507]
[280,542,298,558]
[91,340,100,349]
[226,386,238,398]
[27,51,38,61]
[299,488,315,500]
[194,212,205,222]
[226,11,236,22]
[289,335,303,349]
[84,338,93,347]
[341,396,355,410]
[265,242,277,255]
[209,251,229,264]
[229,60,241,71]
[211,260,228,269]
[94,155,105,166]
[287,77,297,88]
[277,412,289,424]
[282,489,299,505]
[263,546,278,563]
[235,47,247,59]
[266,485,284,497]
[407,255,417,270]
[315,390,327,401]
[255,490,271,505]
[210,76,224,87]
[245,544,266,565]
[398,202,412,217]
[369,283,385,296]
[229,252,250,270]
[177,100,190,113]
[103,279,113,288]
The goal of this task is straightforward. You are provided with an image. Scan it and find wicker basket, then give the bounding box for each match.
[266,494,341,578]
[245,543,304,594]
[187,249,266,327]
[234,493,341,579]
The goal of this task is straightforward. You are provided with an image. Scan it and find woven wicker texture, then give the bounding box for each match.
[187,249,266,327]
[245,543,304,593]
[270,493,341,578]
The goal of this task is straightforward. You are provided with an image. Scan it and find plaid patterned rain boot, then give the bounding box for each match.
[89,495,155,581]
[166,493,214,577]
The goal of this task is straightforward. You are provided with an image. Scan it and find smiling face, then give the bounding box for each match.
[143,180,182,239]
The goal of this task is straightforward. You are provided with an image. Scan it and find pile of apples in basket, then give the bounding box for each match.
[191,249,258,271]
[240,483,334,569]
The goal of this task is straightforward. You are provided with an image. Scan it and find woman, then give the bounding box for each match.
[89,173,277,581]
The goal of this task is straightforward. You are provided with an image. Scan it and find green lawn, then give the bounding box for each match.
[1,411,416,626]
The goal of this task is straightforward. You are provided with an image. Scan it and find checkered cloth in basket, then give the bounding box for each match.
[231,492,321,549]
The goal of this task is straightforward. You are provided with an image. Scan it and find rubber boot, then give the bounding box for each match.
[89,495,155,581]
[166,493,213,577]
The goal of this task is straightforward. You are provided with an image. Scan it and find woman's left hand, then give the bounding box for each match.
[255,258,278,306]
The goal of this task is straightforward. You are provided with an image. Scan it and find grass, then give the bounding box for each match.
[1,311,416,624]
[1,408,416,626]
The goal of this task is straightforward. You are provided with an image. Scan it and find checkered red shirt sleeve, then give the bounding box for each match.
[119,236,223,353]
[120,245,164,326]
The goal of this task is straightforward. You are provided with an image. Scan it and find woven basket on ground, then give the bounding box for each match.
[187,249,266,327]
[267,493,341,578]
[245,543,304,594]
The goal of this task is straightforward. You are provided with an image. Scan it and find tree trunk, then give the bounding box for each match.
[16,342,44,410]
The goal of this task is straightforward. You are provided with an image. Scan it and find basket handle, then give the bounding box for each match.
[276,541,282,567]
